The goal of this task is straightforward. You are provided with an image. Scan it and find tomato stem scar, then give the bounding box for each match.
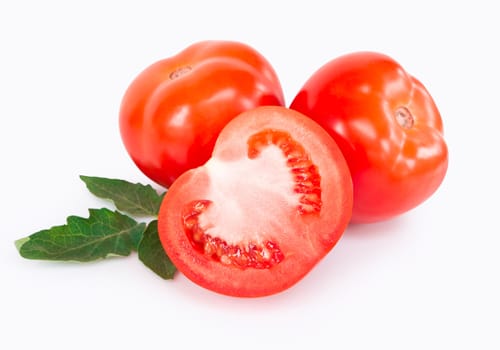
[395,106,414,129]
[169,66,192,80]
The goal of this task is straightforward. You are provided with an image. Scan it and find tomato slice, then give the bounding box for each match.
[158,106,352,297]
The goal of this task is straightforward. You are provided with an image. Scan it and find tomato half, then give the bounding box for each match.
[119,40,284,188]
[158,106,352,297]
[290,52,448,223]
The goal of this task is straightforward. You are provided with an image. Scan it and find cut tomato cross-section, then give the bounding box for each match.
[158,106,353,297]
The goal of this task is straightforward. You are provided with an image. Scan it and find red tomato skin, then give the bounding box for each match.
[119,41,285,188]
[158,106,353,297]
[290,52,448,223]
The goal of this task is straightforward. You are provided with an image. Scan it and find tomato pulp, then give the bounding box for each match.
[158,106,353,297]
[291,52,448,223]
[119,40,285,188]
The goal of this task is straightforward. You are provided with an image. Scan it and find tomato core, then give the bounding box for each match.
[395,106,414,129]
[169,66,192,80]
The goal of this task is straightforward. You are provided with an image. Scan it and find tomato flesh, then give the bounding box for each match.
[248,129,322,215]
[158,106,353,297]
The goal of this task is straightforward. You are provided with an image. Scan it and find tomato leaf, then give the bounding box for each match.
[16,208,146,262]
[80,175,165,217]
[138,220,176,279]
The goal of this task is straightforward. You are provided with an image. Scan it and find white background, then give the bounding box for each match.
[1,1,499,349]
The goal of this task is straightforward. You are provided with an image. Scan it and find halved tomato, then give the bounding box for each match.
[158,106,353,297]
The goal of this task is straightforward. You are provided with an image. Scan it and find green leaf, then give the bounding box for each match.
[80,175,165,217]
[138,220,176,279]
[16,208,146,262]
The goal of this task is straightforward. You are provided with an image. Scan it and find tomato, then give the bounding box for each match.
[119,40,284,188]
[290,52,448,223]
[158,106,352,297]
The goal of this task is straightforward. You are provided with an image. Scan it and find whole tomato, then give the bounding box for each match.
[291,52,448,223]
[119,41,284,188]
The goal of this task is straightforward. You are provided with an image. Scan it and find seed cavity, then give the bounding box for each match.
[247,129,322,215]
[182,200,285,269]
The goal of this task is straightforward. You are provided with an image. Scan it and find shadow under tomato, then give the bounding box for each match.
[315,214,416,285]
[344,214,410,238]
